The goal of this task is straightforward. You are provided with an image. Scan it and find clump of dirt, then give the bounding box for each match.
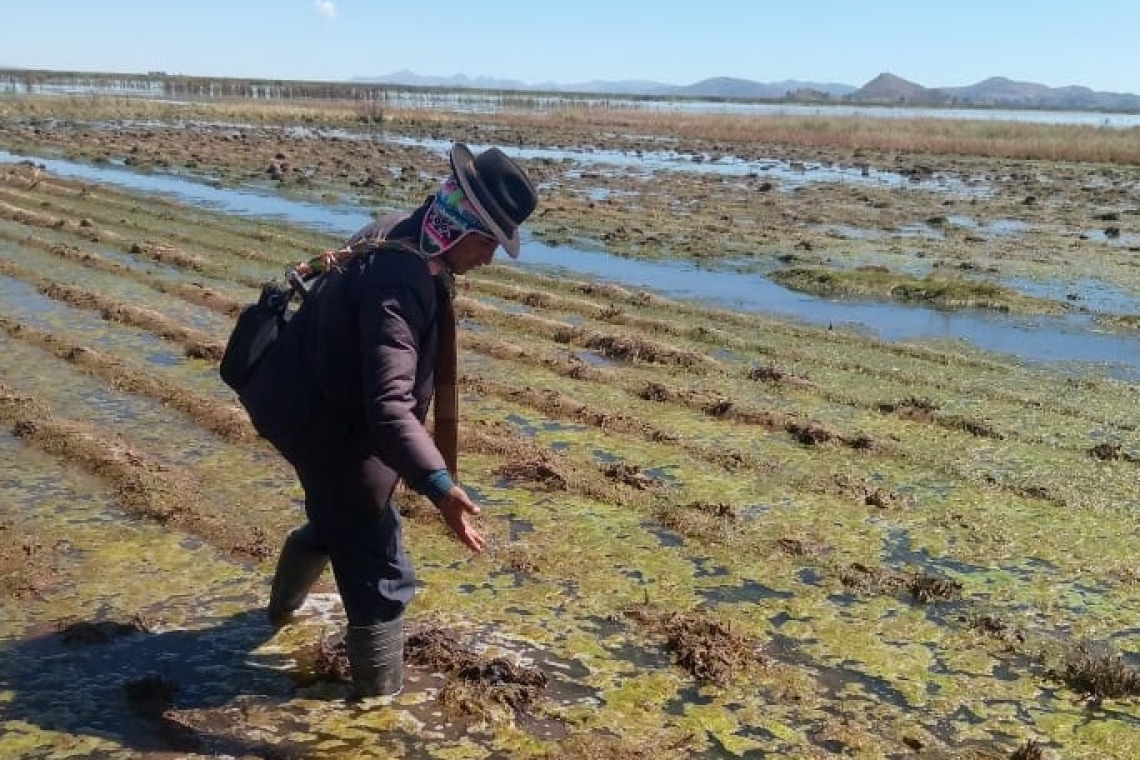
[128,240,208,271]
[463,419,655,508]
[839,562,908,595]
[0,523,61,598]
[407,625,549,720]
[622,604,770,685]
[406,626,473,671]
[748,364,787,384]
[939,414,1004,439]
[878,396,939,423]
[520,291,553,308]
[786,419,837,446]
[704,447,757,472]
[907,574,963,604]
[655,500,740,544]
[542,730,698,759]
[638,381,790,430]
[1049,641,1140,701]
[702,398,736,418]
[497,545,541,575]
[748,364,815,390]
[1087,442,1140,462]
[59,615,151,645]
[638,381,676,402]
[441,657,549,716]
[1009,482,1068,507]
[495,456,570,491]
[965,613,1026,647]
[601,461,661,490]
[288,629,353,686]
[786,419,877,451]
[843,432,878,451]
[839,563,962,604]
[833,473,913,509]
[1010,739,1047,759]
[584,333,709,369]
[776,536,829,557]
[314,630,351,682]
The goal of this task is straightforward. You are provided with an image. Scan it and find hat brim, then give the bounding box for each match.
[450,143,521,258]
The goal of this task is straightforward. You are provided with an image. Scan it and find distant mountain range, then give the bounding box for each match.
[356,70,1140,112]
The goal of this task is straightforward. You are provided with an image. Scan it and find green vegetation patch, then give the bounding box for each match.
[771,265,1070,314]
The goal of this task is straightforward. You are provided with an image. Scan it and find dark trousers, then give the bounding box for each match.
[288,430,416,627]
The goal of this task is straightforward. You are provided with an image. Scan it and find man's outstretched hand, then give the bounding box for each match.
[435,485,485,552]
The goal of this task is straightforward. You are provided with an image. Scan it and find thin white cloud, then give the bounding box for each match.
[315,0,337,20]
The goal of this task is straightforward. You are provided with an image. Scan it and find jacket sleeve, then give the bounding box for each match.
[356,257,448,483]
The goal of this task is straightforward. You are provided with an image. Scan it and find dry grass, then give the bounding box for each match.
[3,93,1139,165]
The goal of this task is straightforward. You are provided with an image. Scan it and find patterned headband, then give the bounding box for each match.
[420,175,492,256]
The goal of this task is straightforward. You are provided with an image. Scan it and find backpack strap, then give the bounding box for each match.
[433,283,459,481]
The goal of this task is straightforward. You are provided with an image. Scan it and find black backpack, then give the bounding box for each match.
[219,281,297,392]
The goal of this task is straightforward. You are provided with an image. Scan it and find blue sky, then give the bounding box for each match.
[4,1,1138,94]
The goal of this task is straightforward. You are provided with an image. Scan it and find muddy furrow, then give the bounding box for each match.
[473,265,1119,432]
[0,316,252,442]
[458,296,718,371]
[460,344,773,469]
[4,166,1111,446]
[0,196,119,245]
[0,228,247,316]
[464,286,1134,455]
[0,257,224,359]
[460,420,661,508]
[0,164,333,264]
[0,383,269,559]
[2,224,1097,454]
[474,267,1106,427]
[461,345,1087,512]
[0,189,274,289]
[461,323,882,450]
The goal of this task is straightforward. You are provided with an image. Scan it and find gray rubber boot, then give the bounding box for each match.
[266,528,328,628]
[345,618,404,699]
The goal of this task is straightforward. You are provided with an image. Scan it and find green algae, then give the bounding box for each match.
[770,265,1071,315]
[5,153,1140,756]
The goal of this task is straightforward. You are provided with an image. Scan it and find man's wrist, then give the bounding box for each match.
[414,469,456,504]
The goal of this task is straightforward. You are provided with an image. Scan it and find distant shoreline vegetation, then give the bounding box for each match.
[1,66,1139,116]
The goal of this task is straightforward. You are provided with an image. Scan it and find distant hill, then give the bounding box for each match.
[849,73,1140,111]
[356,70,1140,111]
[355,70,856,99]
[851,73,930,102]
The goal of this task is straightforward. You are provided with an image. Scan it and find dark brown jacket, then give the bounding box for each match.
[241,244,448,494]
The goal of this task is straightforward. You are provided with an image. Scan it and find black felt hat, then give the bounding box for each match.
[450,143,538,257]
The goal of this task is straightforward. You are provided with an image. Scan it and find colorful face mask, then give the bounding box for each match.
[420,175,493,256]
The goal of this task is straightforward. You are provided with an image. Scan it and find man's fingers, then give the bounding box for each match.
[441,502,484,552]
[464,525,486,552]
[457,519,484,552]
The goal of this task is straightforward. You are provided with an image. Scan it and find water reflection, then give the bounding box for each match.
[390,136,984,193]
[4,150,1140,380]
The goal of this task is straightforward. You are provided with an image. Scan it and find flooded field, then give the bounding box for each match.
[3,96,1140,759]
